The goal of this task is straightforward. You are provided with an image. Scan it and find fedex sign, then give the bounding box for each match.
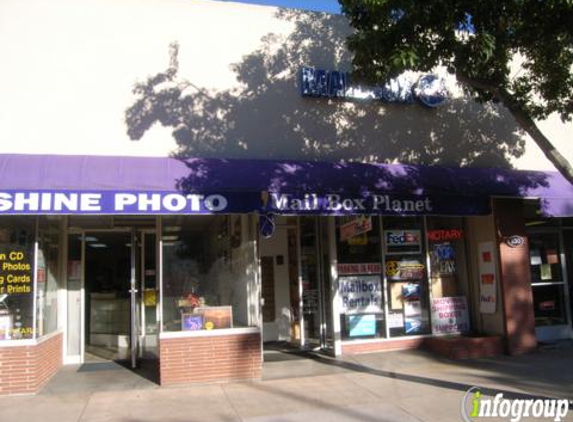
[385,230,421,246]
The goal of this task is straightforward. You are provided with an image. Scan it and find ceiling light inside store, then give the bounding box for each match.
[162,236,179,241]
[78,236,99,242]
[164,226,182,232]
[89,243,107,248]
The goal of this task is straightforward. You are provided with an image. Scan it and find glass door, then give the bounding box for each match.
[528,231,572,341]
[300,217,322,349]
[129,229,138,368]
[299,217,332,352]
[319,218,334,351]
[84,231,133,362]
[564,230,573,333]
[139,230,158,359]
[80,229,155,367]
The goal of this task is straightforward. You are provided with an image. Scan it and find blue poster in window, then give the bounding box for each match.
[182,314,203,331]
[348,314,377,337]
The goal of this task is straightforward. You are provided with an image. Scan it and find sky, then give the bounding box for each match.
[216,0,342,13]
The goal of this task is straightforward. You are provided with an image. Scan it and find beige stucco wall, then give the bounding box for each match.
[0,0,571,171]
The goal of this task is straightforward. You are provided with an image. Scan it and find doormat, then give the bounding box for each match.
[77,362,127,372]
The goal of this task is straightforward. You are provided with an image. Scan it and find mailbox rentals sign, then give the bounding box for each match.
[339,275,382,314]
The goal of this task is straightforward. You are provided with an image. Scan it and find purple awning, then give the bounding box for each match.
[0,153,571,216]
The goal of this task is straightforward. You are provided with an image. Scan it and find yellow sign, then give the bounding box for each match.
[143,289,157,307]
[385,261,399,277]
[347,233,368,245]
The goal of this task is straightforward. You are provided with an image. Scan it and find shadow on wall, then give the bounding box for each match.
[124,9,526,168]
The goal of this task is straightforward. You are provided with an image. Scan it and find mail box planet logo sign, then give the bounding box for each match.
[300,67,448,108]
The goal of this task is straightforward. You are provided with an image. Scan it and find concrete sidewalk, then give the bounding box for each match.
[1,345,572,422]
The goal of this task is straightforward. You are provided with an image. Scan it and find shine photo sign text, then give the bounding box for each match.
[0,190,489,216]
[0,191,250,214]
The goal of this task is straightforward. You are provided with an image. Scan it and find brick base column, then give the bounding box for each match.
[0,331,63,395]
[493,198,537,355]
[159,329,261,386]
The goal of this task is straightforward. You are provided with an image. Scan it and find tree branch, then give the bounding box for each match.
[456,72,573,185]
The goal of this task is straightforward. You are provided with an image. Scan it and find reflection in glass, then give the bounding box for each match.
[336,216,385,340]
[384,217,430,338]
[532,284,568,326]
[162,215,257,332]
[529,233,563,283]
[36,216,61,337]
[0,217,36,340]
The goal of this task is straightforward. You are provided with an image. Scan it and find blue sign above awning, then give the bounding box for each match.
[0,154,571,216]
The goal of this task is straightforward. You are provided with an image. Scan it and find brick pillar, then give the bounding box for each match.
[493,198,537,355]
[0,331,63,395]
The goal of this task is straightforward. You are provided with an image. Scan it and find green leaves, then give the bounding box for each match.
[340,0,573,184]
[390,49,418,69]
[339,0,573,122]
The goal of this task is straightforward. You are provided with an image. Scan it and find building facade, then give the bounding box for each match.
[0,0,572,395]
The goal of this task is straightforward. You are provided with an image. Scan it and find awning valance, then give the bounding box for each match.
[0,154,571,216]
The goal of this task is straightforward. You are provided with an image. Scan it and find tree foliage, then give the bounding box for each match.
[339,0,573,182]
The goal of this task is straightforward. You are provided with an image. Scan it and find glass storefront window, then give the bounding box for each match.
[0,217,36,340]
[335,215,473,343]
[383,217,431,337]
[36,216,61,337]
[336,216,381,263]
[66,233,82,357]
[529,232,569,327]
[425,216,471,335]
[426,217,468,297]
[161,215,257,332]
[529,233,563,283]
[532,284,568,326]
[336,216,385,340]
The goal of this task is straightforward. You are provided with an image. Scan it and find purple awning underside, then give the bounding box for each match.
[0,154,571,216]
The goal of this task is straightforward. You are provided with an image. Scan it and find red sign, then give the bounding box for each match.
[481,274,495,284]
[340,217,372,242]
[337,263,381,275]
[427,229,463,242]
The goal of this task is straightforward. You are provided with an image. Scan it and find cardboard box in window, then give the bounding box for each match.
[194,306,233,330]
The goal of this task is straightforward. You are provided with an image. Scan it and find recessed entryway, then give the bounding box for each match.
[40,360,158,395]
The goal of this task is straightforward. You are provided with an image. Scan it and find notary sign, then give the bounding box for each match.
[430,296,470,334]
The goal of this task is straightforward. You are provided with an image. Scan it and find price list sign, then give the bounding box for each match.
[0,246,34,339]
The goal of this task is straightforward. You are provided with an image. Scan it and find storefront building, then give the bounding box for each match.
[0,0,572,395]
